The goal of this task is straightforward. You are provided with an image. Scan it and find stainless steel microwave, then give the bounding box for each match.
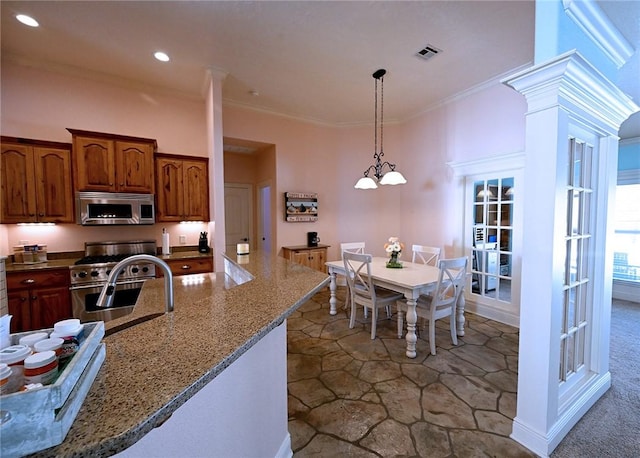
[76,192,155,225]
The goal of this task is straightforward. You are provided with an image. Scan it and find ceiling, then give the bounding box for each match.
[1,1,638,138]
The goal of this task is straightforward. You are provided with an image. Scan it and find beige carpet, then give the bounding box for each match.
[552,299,640,457]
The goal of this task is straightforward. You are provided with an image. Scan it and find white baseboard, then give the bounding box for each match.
[511,371,611,457]
[612,281,640,303]
[464,299,520,328]
[275,433,293,458]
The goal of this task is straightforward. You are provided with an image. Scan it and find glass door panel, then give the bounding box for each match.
[471,177,514,303]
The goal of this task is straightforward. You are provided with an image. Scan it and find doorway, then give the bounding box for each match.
[258,182,272,254]
[224,184,253,254]
[456,155,524,327]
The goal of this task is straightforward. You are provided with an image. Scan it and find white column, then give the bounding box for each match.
[503,51,638,457]
[204,69,228,272]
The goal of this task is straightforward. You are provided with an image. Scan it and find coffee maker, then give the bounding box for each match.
[307,232,320,247]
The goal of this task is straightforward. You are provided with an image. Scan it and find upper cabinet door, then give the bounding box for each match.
[69,129,157,194]
[182,160,209,221]
[155,157,184,222]
[155,154,209,222]
[116,141,155,193]
[73,136,115,192]
[1,140,74,224]
[1,143,37,223]
[33,146,74,222]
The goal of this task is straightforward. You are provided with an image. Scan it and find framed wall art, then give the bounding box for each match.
[284,192,318,222]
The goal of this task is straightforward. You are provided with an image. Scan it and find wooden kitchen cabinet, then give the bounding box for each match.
[68,129,156,194]
[155,153,209,222]
[282,245,329,273]
[1,138,74,224]
[157,257,214,277]
[7,268,72,333]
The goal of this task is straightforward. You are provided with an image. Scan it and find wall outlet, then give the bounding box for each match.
[179,235,186,245]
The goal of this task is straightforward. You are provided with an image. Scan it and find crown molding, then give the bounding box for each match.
[562,0,634,68]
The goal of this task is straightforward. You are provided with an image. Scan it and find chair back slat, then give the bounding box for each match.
[433,256,468,310]
[343,251,376,303]
[411,244,441,266]
[341,242,366,259]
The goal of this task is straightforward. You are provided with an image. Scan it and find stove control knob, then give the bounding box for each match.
[142,266,149,273]
[131,267,139,274]
[91,271,100,277]
[78,271,88,278]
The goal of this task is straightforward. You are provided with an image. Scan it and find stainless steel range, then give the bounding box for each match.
[70,240,157,322]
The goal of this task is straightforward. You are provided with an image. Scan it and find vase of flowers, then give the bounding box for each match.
[384,237,404,268]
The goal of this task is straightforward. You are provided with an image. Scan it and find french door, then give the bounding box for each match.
[471,177,514,302]
[463,163,523,326]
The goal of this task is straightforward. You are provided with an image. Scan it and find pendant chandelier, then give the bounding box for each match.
[354,69,407,189]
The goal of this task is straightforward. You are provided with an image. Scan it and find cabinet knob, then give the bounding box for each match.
[21,278,36,284]
[181,265,191,270]
[31,296,37,301]
[20,297,27,302]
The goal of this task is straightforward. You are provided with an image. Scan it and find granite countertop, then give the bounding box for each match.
[28,251,329,457]
[4,251,212,273]
[5,258,78,272]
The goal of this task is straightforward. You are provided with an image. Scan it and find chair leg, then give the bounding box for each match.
[343,286,350,311]
[429,315,436,356]
[371,306,377,339]
[349,294,356,329]
[450,310,458,346]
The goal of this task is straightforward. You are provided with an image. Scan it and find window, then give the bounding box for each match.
[471,177,514,303]
[613,183,640,283]
[560,137,593,387]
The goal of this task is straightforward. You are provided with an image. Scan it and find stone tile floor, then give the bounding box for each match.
[287,288,536,457]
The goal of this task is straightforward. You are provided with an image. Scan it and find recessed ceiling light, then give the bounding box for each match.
[16,14,39,27]
[154,51,170,62]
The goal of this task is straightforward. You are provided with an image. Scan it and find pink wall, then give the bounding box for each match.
[394,83,527,256]
[0,60,209,254]
[222,84,526,260]
[1,60,208,153]
[221,106,347,259]
[1,59,527,261]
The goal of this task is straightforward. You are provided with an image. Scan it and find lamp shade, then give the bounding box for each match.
[379,171,407,185]
[354,176,378,189]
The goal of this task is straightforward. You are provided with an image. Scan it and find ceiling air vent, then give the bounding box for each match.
[416,44,442,61]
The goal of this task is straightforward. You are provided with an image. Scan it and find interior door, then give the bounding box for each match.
[224,184,253,255]
[258,183,272,254]
[463,169,522,326]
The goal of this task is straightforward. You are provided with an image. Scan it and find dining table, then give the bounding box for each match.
[325,257,467,358]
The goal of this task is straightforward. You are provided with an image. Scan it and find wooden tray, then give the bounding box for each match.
[0,321,105,457]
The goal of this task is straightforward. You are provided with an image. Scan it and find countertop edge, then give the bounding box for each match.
[76,255,329,457]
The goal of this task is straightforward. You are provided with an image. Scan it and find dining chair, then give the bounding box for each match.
[397,256,468,355]
[340,242,366,311]
[343,251,405,339]
[411,244,441,266]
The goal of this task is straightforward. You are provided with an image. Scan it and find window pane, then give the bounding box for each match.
[613,184,640,282]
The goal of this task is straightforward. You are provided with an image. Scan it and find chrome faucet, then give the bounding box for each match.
[96,254,174,313]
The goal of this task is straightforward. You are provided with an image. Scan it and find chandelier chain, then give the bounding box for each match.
[354,68,406,188]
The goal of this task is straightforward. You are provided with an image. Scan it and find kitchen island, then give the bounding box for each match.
[27,251,329,458]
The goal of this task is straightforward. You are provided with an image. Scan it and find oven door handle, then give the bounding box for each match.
[70,279,149,291]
